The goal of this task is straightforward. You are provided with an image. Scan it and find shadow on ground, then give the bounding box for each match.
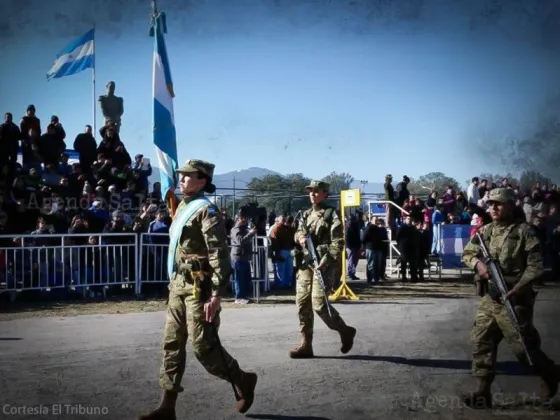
[247,415,331,420]
[335,301,435,305]
[312,354,533,376]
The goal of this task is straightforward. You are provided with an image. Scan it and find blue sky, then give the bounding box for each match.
[1,0,559,183]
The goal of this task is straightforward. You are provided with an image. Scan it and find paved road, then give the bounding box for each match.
[1,293,559,420]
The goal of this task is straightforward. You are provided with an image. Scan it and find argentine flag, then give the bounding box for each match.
[46,28,95,80]
[150,11,178,204]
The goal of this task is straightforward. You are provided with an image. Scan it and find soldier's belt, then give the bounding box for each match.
[173,256,210,275]
[183,254,208,260]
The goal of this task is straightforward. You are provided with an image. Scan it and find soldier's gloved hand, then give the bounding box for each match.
[475,261,489,280]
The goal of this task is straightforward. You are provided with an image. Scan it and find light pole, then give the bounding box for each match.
[359,180,368,192]
[359,180,368,211]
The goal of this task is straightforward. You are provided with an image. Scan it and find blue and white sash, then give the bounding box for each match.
[167,197,211,280]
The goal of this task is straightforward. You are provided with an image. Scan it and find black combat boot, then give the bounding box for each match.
[340,326,357,354]
[462,377,493,409]
[137,391,178,420]
[233,371,258,413]
[288,335,314,359]
[537,366,559,406]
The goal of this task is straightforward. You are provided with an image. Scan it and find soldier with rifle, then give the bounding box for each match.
[289,180,357,359]
[461,188,559,409]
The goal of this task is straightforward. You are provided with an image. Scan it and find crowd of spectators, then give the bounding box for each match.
[2,108,558,299]
[0,107,172,297]
[369,175,560,282]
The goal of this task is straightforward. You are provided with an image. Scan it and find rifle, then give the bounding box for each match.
[296,211,333,317]
[475,232,533,366]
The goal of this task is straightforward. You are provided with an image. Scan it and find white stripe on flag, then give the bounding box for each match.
[152,52,174,121]
[47,40,94,77]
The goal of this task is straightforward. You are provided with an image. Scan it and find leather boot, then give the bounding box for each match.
[137,391,177,420]
[340,326,356,354]
[288,335,313,359]
[462,377,493,409]
[538,366,559,404]
[234,371,258,414]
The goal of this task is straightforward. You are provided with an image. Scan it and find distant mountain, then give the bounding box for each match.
[213,167,282,193]
[148,166,281,195]
[148,166,385,196]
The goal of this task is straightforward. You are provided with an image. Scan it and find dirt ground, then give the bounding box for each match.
[1,268,557,321]
[2,292,560,420]
[0,281,493,321]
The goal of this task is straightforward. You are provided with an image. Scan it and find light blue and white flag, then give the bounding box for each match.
[440,224,470,269]
[46,28,95,81]
[150,11,178,205]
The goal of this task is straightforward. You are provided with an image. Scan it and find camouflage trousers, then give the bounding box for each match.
[471,295,556,378]
[296,266,347,341]
[158,288,242,393]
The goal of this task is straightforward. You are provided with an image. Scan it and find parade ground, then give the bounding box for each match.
[1,285,560,420]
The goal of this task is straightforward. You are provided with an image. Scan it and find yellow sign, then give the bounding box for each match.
[341,189,361,207]
[329,188,360,302]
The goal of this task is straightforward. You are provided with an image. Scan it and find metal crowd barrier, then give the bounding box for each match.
[0,232,270,302]
[137,233,270,301]
[0,233,138,298]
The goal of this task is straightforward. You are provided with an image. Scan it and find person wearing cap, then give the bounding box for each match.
[384,174,396,228]
[19,104,41,141]
[460,187,558,408]
[139,159,258,420]
[229,206,257,304]
[50,115,66,142]
[289,180,357,359]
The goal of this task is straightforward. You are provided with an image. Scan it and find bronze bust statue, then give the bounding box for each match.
[98,81,124,133]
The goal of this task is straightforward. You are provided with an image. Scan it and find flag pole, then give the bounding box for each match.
[92,22,97,135]
[151,0,178,216]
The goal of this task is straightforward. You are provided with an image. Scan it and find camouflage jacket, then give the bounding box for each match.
[295,202,344,268]
[461,221,542,293]
[171,191,232,296]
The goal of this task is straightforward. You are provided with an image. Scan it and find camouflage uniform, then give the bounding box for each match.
[139,160,257,420]
[289,180,356,358]
[461,188,558,408]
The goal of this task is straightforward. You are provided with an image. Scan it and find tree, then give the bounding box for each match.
[321,172,354,194]
[407,172,461,196]
[245,173,312,215]
[519,170,553,193]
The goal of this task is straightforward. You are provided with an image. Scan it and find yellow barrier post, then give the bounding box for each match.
[330,188,360,301]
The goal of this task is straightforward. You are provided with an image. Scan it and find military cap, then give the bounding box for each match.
[305,180,330,191]
[176,159,215,178]
[385,174,392,179]
[487,188,515,203]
